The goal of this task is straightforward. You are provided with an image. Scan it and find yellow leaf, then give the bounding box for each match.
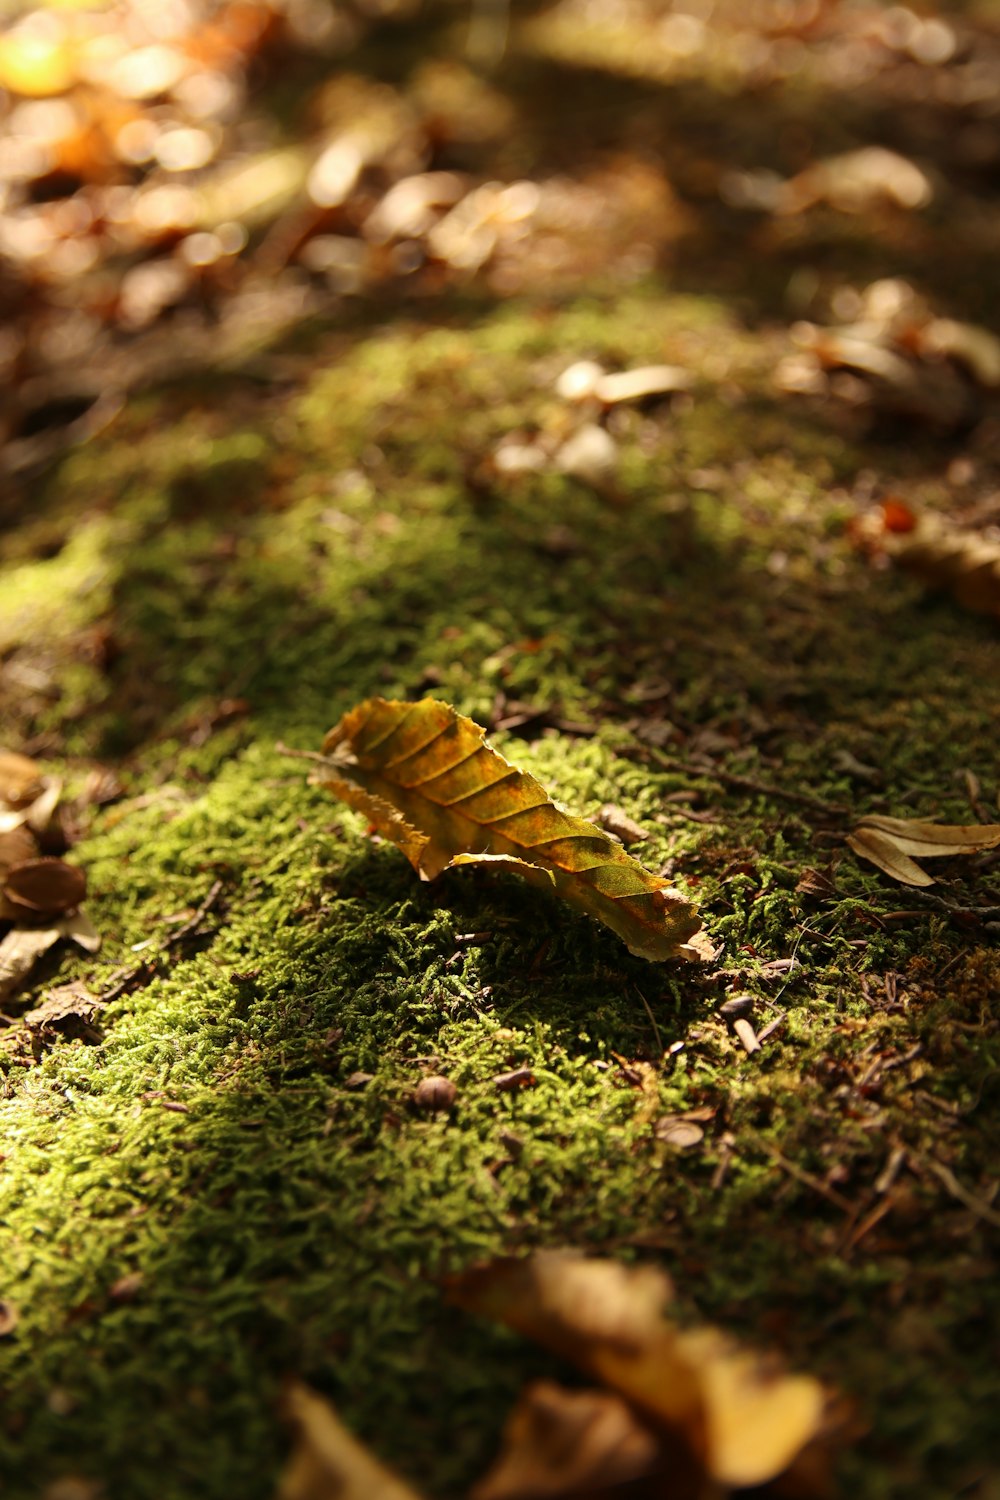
[447,1253,832,1492]
[277,1383,425,1500]
[317,698,702,962]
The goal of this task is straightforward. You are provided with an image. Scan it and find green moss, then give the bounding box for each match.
[1,283,999,1500]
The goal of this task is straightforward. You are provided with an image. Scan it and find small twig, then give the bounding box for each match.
[634,986,664,1057]
[838,1194,896,1257]
[743,1133,854,1213]
[98,881,226,1004]
[648,752,848,817]
[756,1012,787,1044]
[275,741,338,769]
[166,879,225,948]
[914,1155,1000,1230]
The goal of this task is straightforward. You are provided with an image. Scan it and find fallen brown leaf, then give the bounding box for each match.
[0,910,101,1004]
[447,1252,831,1492]
[306,699,703,962]
[848,814,1000,886]
[3,857,87,916]
[0,749,44,808]
[278,1382,425,1500]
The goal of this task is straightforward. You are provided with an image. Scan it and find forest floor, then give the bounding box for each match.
[1,2,999,1498]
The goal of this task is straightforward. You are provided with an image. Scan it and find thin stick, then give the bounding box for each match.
[915,1156,1000,1230]
[746,1134,854,1214]
[648,752,847,817]
[634,986,664,1058]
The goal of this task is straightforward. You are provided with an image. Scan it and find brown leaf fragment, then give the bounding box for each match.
[795,867,837,898]
[314,700,702,962]
[0,750,44,808]
[278,1382,426,1500]
[447,1253,830,1491]
[23,983,102,1041]
[598,805,649,844]
[0,1300,18,1337]
[0,911,101,1004]
[471,1381,663,1500]
[3,857,87,916]
[848,814,1000,886]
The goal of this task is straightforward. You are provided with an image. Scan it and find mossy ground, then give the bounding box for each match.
[2,21,1000,1500]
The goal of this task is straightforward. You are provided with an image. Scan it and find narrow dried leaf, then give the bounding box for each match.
[471,1381,664,1500]
[316,699,702,962]
[846,828,934,887]
[595,365,691,405]
[277,1383,426,1500]
[855,814,1000,856]
[447,1253,830,1491]
[848,814,1000,886]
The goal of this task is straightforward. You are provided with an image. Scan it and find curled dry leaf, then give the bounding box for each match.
[447,1252,831,1492]
[278,1382,425,1500]
[472,1380,663,1500]
[847,813,1000,887]
[312,699,703,962]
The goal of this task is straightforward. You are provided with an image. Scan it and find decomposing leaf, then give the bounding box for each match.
[447,1253,831,1492]
[23,983,102,1042]
[848,813,1000,886]
[312,699,703,962]
[471,1380,663,1500]
[858,502,1000,620]
[278,1382,425,1500]
[3,857,86,916]
[0,911,101,1004]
